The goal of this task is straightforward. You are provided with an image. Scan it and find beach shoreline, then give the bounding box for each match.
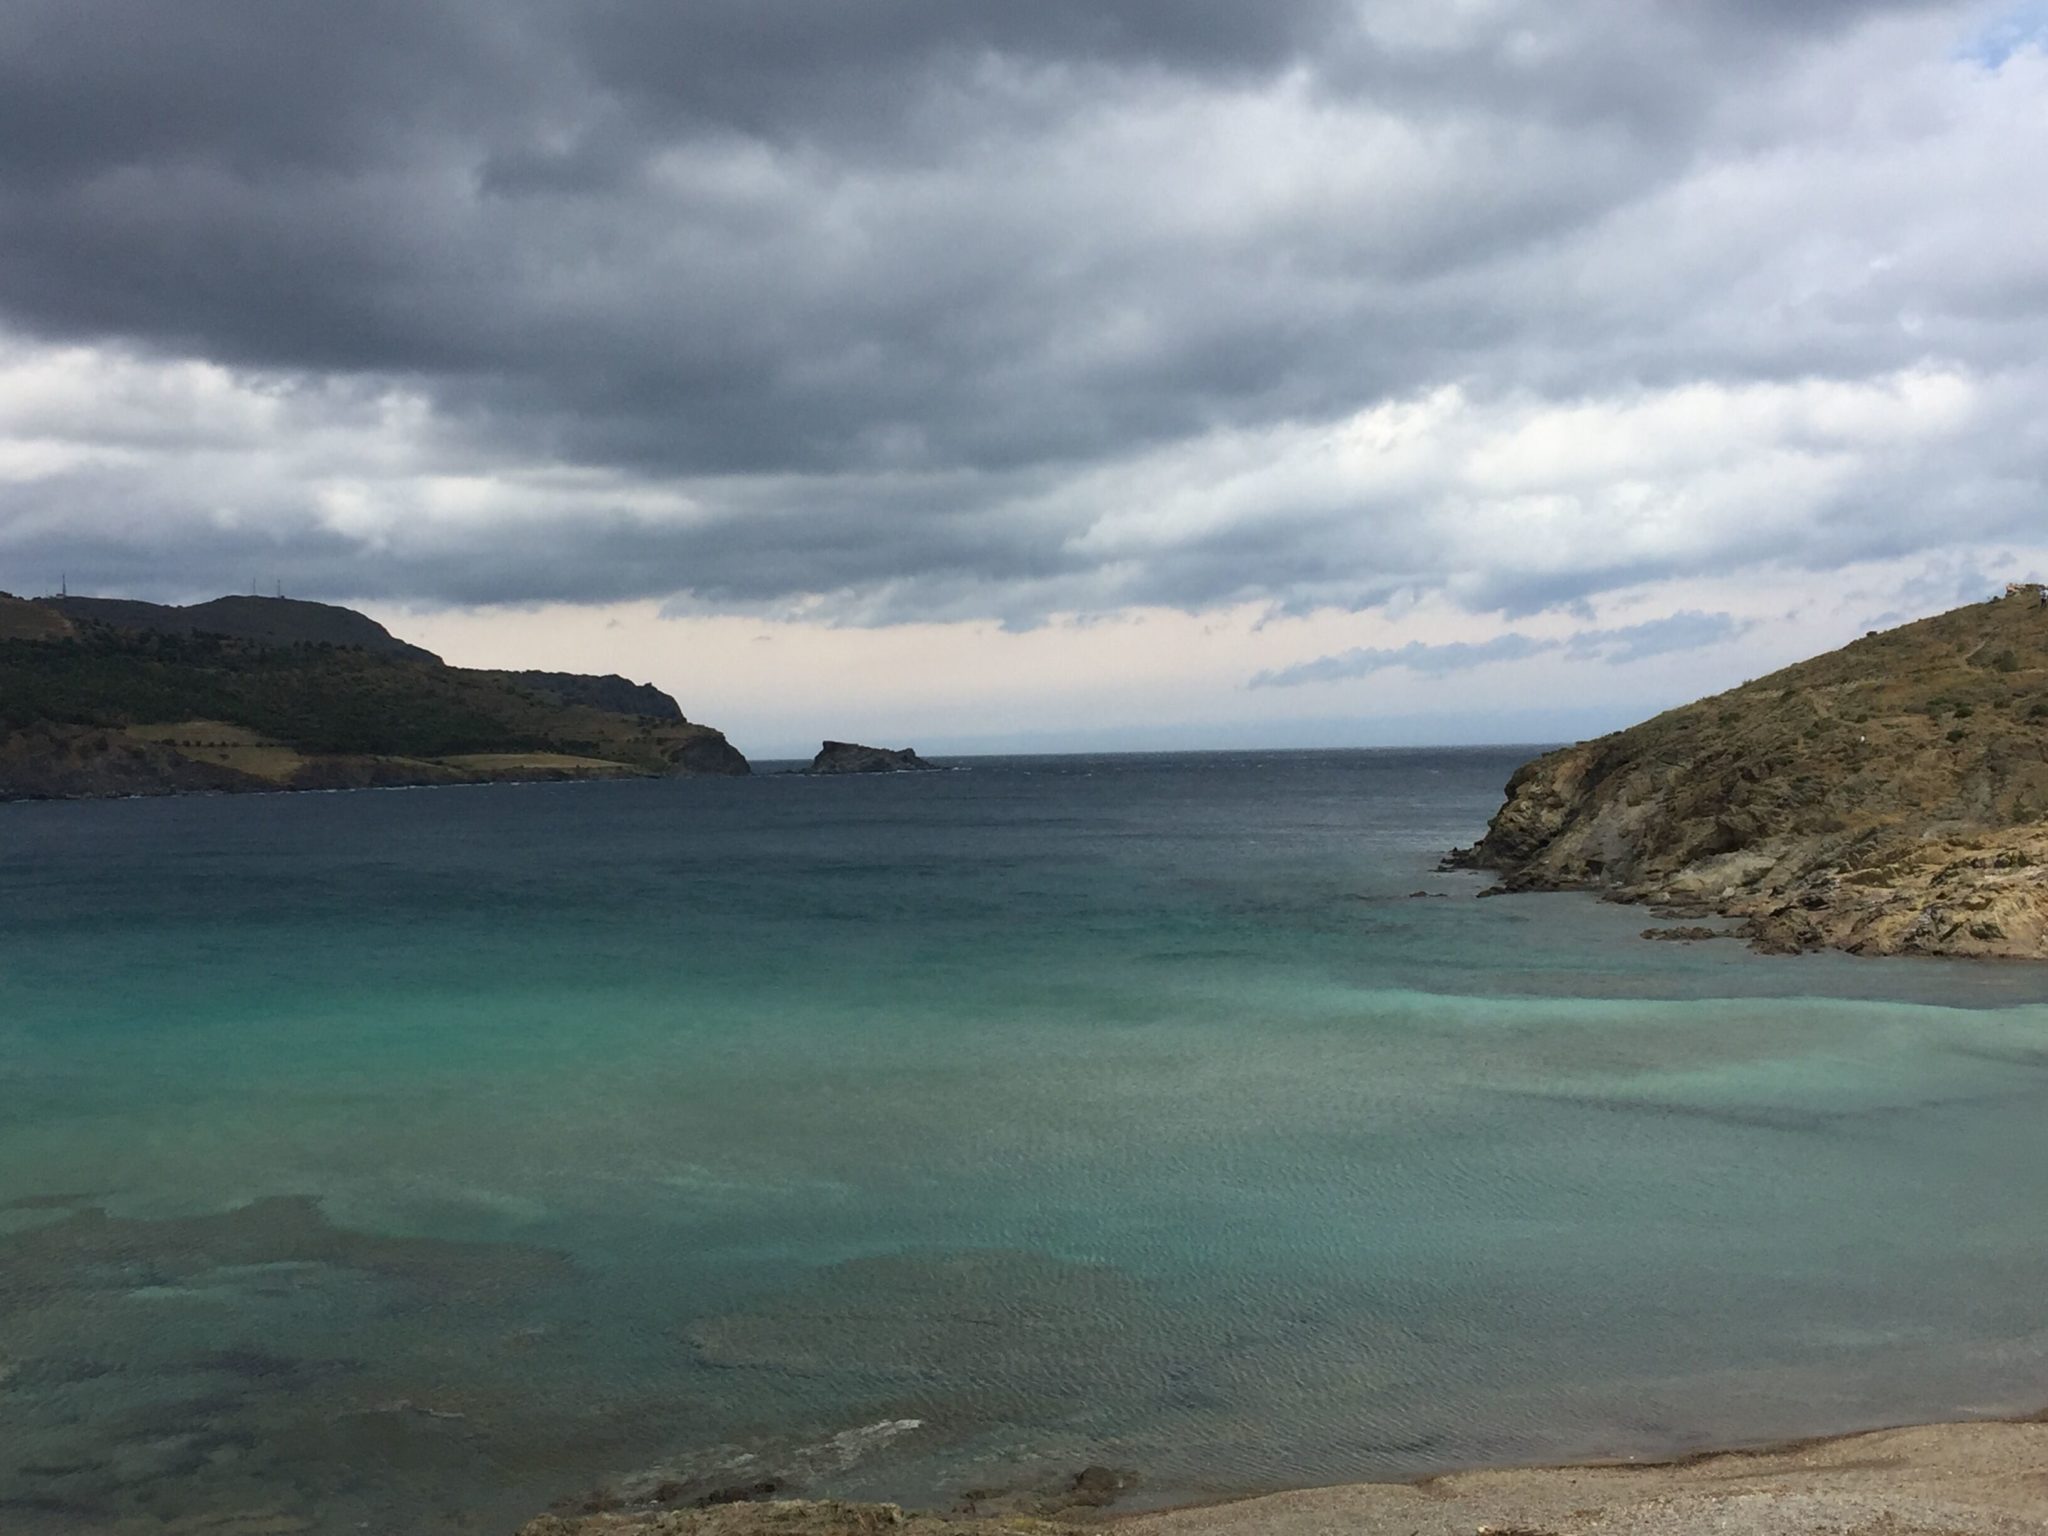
[1119,1414,2048,1535]
[520,1413,2048,1533]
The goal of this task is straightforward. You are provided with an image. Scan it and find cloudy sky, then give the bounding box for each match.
[2,0,2044,758]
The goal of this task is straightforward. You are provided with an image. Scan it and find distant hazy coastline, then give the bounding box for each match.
[0,589,750,799]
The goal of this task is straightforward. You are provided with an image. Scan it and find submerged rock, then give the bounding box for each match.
[953,1465,1141,1521]
[802,742,942,775]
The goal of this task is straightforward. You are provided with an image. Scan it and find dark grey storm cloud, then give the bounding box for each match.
[0,0,2042,621]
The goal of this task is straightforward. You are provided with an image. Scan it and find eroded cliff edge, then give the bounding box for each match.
[1448,593,2048,959]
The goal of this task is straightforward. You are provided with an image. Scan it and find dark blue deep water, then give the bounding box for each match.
[2,750,2045,1533]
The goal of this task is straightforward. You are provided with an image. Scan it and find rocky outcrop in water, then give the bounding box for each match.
[803,742,942,775]
[1449,595,2048,959]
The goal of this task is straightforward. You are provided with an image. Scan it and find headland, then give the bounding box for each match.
[0,590,750,799]
[1452,591,2048,959]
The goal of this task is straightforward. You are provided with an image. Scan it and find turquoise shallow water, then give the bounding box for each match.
[2,749,2046,1532]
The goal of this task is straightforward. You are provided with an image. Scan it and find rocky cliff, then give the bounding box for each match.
[1450,593,2048,959]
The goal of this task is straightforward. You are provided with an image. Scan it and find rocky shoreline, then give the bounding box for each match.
[517,1418,2048,1536]
[1450,594,2048,960]
[526,1465,1138,1536]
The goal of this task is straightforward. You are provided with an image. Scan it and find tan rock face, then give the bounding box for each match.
[1452,596,2048,959]
[1728,828,2048,958]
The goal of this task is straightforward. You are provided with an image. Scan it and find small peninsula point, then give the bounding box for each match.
[1452,591,2048,959]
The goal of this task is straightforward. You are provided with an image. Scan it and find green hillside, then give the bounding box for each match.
[38,593,441,661]
[0,592,749,798]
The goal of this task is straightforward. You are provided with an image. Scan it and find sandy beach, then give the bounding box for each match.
[1125,1419,2048,1536]
[522,1419,2048,1536]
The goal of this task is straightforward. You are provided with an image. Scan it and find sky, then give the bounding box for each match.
[1,1,2044,760]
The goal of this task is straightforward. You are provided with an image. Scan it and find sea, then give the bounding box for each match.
[2,748,2046,1534]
